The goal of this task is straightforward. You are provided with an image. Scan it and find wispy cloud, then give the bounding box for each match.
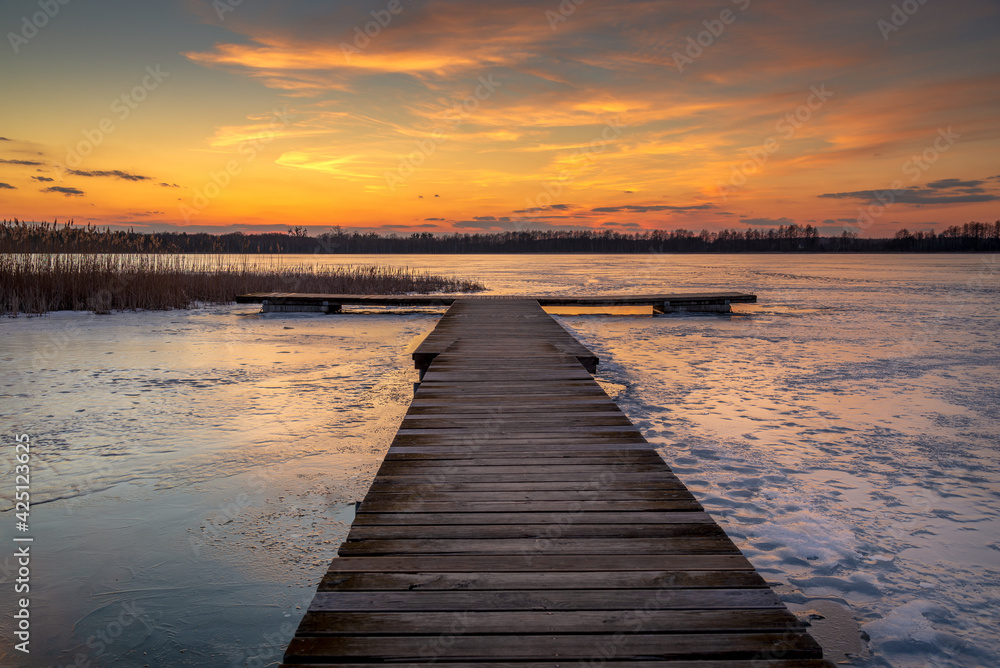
[68,169,153,182]
[742,216,795,226]
[43,186,85,197]
[31,176,54,182]
[592,204,716,213]
[513,204,571,213]
[0,158,44,166]
[0,182,15,189]
[819,176,1000,206]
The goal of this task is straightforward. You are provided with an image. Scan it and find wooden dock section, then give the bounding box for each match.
[280,298,833,667]
[236,292,756,314]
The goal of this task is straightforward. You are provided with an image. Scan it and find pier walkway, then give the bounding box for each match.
[279,297,833,666]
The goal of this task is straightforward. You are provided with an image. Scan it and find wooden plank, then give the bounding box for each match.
[318,570,766,591]
[365,483,694,503]
[336,536,736,556]
[282,662,836,668]
[296,609,801,634]
[354,500,704,513]
[380,453,664,464]
[351,511,718,526]
[375,463,667,474]
[307,589,784,612]
[391,431,649,442]
[366,471,688,487]
[322,555,758,572]
[345,523,724,540]
[284,632,820,661]
[366,481,688,492]
[385,443,660,453]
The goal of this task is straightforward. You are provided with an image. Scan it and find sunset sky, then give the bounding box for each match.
[1,0,998,236]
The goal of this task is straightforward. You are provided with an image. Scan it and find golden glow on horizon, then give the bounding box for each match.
[1,1,997,234]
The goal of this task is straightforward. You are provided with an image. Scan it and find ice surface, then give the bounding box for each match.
[2,254,998,667]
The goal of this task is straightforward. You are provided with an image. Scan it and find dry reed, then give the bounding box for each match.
[0,254,484,315]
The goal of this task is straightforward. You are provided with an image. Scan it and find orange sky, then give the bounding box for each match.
[1,0,998,236]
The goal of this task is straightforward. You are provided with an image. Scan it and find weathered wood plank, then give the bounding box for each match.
[366,481,688,493]
[376,463,667,474]
[364,471,692,487]
[307,589,784,612]
[323,554,757,572]
[282,662,836,668]
[296,609,802,634]
[284,632,820,661]
[336,536,736,556]
[380,452,665,464]
[351,511,718,526]
[346,523,725,540]
[365,483,694,503]
[318,570,766,591]
[354,499,704,512]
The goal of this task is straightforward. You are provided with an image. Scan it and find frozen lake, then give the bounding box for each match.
[2,254,998,667]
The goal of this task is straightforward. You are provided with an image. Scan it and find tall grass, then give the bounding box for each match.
[0,254,484,316]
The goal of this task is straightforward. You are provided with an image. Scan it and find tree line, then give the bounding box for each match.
[2,219,998,254]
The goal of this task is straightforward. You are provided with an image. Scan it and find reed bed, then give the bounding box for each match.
[0,254,484,315]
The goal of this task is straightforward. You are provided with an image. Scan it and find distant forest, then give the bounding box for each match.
[2,219,999,254]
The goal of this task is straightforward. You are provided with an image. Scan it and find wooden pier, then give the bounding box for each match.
[236,292,756,314]
[280,297,833,666]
